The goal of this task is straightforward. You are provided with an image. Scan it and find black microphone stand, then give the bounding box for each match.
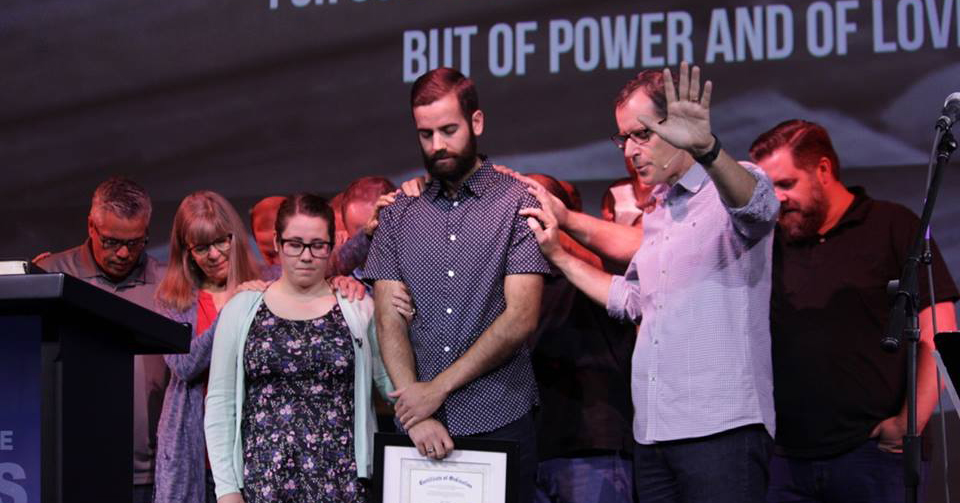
[882,128,956,503]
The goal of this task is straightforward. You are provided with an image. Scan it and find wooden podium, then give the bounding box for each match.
[0,273,189,503]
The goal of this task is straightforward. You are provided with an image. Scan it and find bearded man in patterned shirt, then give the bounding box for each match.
[364,67,550,502]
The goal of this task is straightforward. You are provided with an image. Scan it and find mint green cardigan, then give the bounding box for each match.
[204,290,394,499]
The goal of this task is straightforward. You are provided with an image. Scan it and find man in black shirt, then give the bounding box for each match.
[749,119,959,503]
[525,174,636,503]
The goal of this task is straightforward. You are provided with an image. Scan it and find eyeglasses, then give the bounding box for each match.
[189,234,232,256]
[92,222,149,251]
[279,238,333,259]
[610,128,655,150]
[610,117,667,150]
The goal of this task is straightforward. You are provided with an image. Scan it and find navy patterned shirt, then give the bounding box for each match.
[363,159,551,436]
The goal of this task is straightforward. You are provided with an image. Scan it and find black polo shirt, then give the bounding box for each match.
[771,187,959,458]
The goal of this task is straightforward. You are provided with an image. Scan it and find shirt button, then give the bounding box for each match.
[653,339,659,345]
[650,376,656,382]
[819,237,826,243]
[453,201,459,207]
[446,308,453,314]
[443,346,451,352]
[447,270,455,277]
[449,234,457,241]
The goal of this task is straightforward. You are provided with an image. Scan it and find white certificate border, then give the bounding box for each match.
[381,445,508,503]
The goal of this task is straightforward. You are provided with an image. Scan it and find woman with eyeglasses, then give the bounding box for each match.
[205,193,392,503]
[154,190,262,503]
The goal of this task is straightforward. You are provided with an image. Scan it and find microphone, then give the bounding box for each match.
[936,92,960,131]
[661,150,681,170]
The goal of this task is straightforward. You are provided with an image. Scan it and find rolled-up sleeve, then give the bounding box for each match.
[726,162,780,241]
[607,273,643,325]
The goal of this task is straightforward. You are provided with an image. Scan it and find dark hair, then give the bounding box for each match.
[615,70,667,119]
[411,67,479,121]
[341,176,396,214]
[749,119,840,179]
[275,193,335,242]
[91,176,152,220]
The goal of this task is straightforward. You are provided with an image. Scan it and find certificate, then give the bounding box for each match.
[373,433,518,503]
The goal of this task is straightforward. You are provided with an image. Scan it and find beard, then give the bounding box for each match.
[778,184,828,243]
[422,130,478,184]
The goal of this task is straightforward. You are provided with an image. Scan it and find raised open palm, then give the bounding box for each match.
[639,61,715,156]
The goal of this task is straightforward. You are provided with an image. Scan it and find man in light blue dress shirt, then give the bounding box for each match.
[518,63,780,502]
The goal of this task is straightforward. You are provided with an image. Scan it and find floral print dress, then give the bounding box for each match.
[241,302,367,502]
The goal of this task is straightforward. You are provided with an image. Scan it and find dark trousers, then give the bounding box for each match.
[469,411,538,503]
[633,424,772,503]
[766,439,929,503]
[132,484,153,503]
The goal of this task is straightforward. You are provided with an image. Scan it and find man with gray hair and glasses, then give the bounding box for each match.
[36,176,168,503]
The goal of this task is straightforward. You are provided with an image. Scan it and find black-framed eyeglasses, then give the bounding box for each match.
[189,234,232,256]
[279,238,333,259]
[610,128,655,150]
[92,222,149,251]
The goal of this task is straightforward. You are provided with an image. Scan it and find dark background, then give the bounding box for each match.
[2,0,960,500]
[2,0,958,266]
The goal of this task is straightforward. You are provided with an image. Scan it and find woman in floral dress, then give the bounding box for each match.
[205,193,393,503]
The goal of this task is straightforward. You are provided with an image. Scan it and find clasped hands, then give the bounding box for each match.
[390,380,448,431]
[390,381,455,460]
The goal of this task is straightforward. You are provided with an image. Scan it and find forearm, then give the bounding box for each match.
[164,321,216,382]
[564,210,643,264]
[374,282,418,388]
[916,302,958,432]
[432,304,540,395]
[914,341,939,433]
[551,249,613,307]
[701,149,757,209]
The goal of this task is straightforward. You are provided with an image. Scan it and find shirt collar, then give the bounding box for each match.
[79,239,152,287]
[676,163,709,194]
[425,155,495,201]
[651,162,709,202]
[781,186,872,245]
[829,186,872,230]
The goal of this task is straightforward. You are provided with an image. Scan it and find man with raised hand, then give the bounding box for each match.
[519,63,780,502]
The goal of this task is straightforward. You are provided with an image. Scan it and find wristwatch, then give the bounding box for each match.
[694,134,722,166]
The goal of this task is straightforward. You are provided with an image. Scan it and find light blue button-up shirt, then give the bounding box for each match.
[607,162,780,444]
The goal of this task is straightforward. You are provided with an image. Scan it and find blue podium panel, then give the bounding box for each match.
[0,316,41,503]
[0,273,189,503]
